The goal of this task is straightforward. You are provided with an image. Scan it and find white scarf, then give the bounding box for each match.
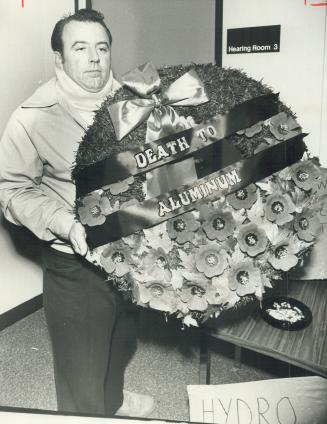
[55,67,121,128]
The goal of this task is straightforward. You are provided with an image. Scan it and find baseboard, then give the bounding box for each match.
[0,295,43,331]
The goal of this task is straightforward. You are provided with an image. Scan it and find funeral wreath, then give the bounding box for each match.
[73,63,325,326]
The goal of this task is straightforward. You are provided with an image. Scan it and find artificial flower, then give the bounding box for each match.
[211,277,240,307]
[143,221,173,253]
[178,249,198,274]
[195,244,228,278]
[228,260,261,297]
[100,241,134,277]
[290,160,320,191]
[237,121,263,138]
[227,184,258,210]
[142,248,173,282]
[200,205,236,241]
[170,269,184,290]
[246,195,265,221]
[183,315,199,327]
[268,112,300,140]
[136,281,178,313]
[104,176,135,195]
[264,193,295,225]
[237,223,268,257]
[166,212,200,244]
[268,239,299,271]
[294,209,322,242]
[180,275,218,311]
[113,273,135,292]
[254,137,279,154]
[78,193,114,226]
[122,233,149,256]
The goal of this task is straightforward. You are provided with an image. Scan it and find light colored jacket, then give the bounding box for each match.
[0,78,88,252]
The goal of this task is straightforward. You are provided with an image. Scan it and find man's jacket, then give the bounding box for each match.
[0,78,87,252]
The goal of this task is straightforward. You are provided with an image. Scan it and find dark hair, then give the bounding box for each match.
[51,9,112,55]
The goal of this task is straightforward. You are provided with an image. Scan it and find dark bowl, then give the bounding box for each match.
[260,296,312,331]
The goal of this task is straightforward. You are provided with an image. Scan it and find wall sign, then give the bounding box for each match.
[227,25,280,54]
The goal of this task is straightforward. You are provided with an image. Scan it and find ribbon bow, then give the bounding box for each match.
[108,62,209,142]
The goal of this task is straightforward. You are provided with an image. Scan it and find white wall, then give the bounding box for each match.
[0,0,75,133]
[0,0,74,315]
[0,0,215,316]
[0,217,42,314]
[222,0,327,165]
[92,0,216,75]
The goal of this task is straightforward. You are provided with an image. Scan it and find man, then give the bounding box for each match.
[0,8,154,417]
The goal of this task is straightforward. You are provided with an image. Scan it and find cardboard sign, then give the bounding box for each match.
[227,25,280,54]
[188,376,327,424]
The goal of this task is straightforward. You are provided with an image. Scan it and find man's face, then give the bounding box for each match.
[58,21,111,93]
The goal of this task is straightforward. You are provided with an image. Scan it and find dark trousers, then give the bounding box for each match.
[41,246,137,416]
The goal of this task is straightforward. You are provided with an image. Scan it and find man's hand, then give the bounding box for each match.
[69,222,88,256]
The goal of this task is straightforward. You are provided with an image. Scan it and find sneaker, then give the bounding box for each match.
[115,390,155,418]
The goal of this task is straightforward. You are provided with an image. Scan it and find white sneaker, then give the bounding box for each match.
[115,390,155,418]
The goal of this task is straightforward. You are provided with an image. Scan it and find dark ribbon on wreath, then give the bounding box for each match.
[75,63,279,198]
[84,134,306,249]
[75,62,305,249]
